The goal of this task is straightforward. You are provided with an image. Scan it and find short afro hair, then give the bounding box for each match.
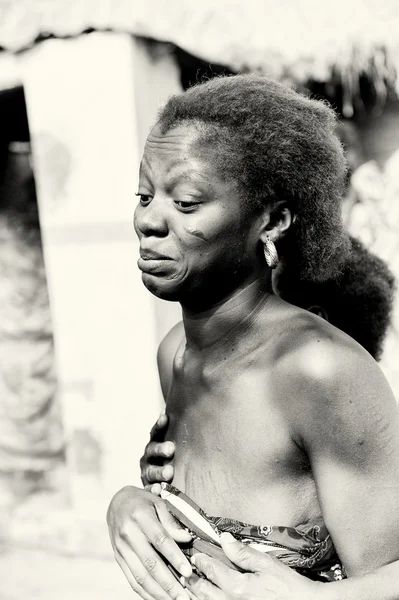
[277,236,396,361]
[157,74,351,281]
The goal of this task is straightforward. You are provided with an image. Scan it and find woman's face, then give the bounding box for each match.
[134,123,264,305]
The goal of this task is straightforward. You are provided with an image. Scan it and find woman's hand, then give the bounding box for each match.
[140,413,176,488]
[107,485,192,600]
[187,533,322,600]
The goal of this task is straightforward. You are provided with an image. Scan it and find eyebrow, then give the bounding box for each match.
[165,169,208,190]
[139,163,209,192]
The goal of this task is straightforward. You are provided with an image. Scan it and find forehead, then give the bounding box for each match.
[145,122,200,152]
[140,123,211,180]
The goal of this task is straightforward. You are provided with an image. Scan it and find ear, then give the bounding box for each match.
[259,201,294,245]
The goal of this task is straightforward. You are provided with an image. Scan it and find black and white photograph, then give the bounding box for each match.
[1,1,399,599]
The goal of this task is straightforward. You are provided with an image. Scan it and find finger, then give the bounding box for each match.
[156,499,193,544]
[190,553,237,591]
[186,589,197,600]
[143,465,165,486]
[186,573,225,600]
[219,533,270,573]
[115,551,170,600]
[114,551,155,600]
[117,537,189,600]
[150,414,169,441]
[142,464,173,487]
[144,483,163,495]
[137,504,192,574]
[146,441,176,460]
[146,463,174,484]
[150,483,162,495]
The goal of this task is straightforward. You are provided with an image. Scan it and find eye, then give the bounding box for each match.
[135,193,152,206]
[174,200,200,212]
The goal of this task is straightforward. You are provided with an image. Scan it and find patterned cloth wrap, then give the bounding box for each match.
[160,483,345,583]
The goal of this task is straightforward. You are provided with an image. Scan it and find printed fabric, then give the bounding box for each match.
[160,483,345,582]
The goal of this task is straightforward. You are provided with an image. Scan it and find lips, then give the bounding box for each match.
[138,248,174,275]
[139,248,171,261]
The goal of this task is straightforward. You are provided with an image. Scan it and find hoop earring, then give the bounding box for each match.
[263,236,279,269]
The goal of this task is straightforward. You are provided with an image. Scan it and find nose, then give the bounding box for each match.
[134,196,168,238]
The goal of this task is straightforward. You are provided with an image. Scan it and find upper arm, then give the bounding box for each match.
[157,321,184,401]
[296,339,399,576]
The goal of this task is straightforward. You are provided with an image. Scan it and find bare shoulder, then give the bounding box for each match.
[278,307,387,387]
[275,309,398,440]
[157,321,185,400]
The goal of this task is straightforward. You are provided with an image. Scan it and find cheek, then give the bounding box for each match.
[184,209,241,244]
[133,208,141,238]
[188,230,247,266]
[185,226,208,242]
[180,208,253,263]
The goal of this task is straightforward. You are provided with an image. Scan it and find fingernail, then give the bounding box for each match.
[150,483,161,495]
[220,532,236,544]
[162,465,173,479]
[190,555,196,565]
[165,442,174,456]
[180,563,192,578]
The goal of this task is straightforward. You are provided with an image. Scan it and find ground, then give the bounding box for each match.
[0,546,136,600]
[0,474,138,600]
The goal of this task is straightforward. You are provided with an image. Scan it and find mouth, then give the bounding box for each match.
[138,250,174,275]
[139,249,171,261]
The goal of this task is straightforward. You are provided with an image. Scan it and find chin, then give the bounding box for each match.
[141,273,183,302]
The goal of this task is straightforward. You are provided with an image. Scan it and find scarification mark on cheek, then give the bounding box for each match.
[185,226,208,241]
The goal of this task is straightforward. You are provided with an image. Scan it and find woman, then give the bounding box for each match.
[134,238,396,599]
[107,75,399,600]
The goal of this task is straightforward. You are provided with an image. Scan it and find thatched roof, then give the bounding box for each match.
[0,0,398,115]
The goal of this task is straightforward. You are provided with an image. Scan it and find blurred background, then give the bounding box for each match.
[0,1,399,598]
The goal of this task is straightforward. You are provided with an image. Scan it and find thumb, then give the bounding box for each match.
[149,413,169,442]
[155,500,193,543]
[220,532,274,573]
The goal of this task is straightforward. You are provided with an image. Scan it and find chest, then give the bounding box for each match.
[165,353,308,498]
[166,352,275,443]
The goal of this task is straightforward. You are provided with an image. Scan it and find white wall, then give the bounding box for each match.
[19,32,182,529]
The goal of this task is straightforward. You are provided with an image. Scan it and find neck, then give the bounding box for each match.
[182,273,274,352]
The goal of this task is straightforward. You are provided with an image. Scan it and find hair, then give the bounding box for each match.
[277,236,396,360]
[156,76,394,358]
[157,74,351,281]
[335,120,366,189]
